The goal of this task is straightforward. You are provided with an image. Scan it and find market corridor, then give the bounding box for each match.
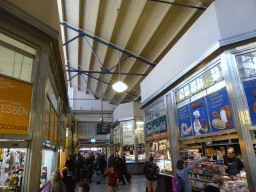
[76,175,146,192]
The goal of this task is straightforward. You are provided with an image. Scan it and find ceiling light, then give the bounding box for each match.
[113,81,127,92]
[112,7,127,93]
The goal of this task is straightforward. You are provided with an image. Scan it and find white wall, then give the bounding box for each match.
[71,89,116,111]
[133,102,143,117]
[113,102,134,122]
[140,0,256,103]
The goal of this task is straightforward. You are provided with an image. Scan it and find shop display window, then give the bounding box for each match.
[144,100,166,123]
[149,140,172,173]
[0,148,26,191]
[236,50,256,79]
[123,145,135,161]
[40,148,55,188]
[113,126,120,144]
[138,144,146,161]
[122,121,134,145]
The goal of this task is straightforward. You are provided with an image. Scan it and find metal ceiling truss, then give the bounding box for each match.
[66,65,139,99]
[61,22,156,68]
[149,0,206,10]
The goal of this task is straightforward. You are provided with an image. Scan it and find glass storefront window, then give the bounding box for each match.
[40,148,55,188]
[236,51,256,79]
[0,32,36,83]
[144,99,166,123]
[0,148,26,191]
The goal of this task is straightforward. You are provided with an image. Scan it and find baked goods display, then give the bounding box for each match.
[211,105,233,129]
[181,123,192,136]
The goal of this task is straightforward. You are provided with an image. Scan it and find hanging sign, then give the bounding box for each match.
[190,98,210,136]
[177,105,193,138]
[0,75,32,134]
[96,122,110,134]
[243,80,256,126]
[206,88,234,132]
[145,115,168,140]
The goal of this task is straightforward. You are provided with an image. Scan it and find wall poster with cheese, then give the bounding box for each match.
[177,105,193,138]
[190,98,210,136]
[243,79,256,126]
[206,88,234,132]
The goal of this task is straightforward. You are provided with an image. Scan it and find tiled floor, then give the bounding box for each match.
[76,175,146,192]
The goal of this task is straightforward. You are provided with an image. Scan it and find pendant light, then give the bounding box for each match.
[112,5,127,92]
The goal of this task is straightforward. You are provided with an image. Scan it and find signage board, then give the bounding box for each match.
[145,115,168,140]
[0,75,32,134]
[190,98,210,136]
[123,131,134,144]
[96,122,110,134]
[206,88,234,132]
[177,105,193,138]
[243,80,256,126]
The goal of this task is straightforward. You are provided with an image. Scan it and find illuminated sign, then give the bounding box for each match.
[0,75,32,134]
[91,139,96,142]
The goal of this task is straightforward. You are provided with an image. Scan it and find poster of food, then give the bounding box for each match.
[243,80,256,126]
[177,105,193,138]
[190,98,210,136]
[206,88,234,132]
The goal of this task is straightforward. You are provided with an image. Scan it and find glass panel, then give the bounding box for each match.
[236,51,256,79]
[0,33,35,83]
[40,149,55,188]
[0,148,26,191]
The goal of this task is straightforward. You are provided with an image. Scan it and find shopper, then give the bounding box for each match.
[75,153,84,182]
[93,154,102,184]
[85,152,94,183]
[77,182,90,192]
[103,166,119,192]
[143,156,159,192]
[61,169,75,192]
[50,171,67,192]
[204,175,224,192]
[114,154,126,185]
[66,155,75,177]
[122,156,131,183]
[224,148,244,176]
[108,154,115,167]
[176,157,206,192]
[63,164,75,179]
[99,152,107,175]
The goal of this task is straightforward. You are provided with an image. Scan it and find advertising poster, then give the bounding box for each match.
[177,105,193,138]
[44,98,51,139]
[190,98,210,136]
[0,75,32,134]
[243,80,256,126]
[206,88,234,132]
[123,131,134,144]
[146,115,168,140]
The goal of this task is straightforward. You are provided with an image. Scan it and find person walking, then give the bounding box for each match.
[93,154,102,184]
[61,169,76,192]
[85,152,94,183]
[75,153,84,182]
[66,155,75,177]
[103,166,119,192]
[114,154,126,185]
[122,156,131,183]
[99,152,107,175]
[144,156,159,192]
[108,154,115,167]
[176,157,206,192]
[50,171,67,192]
[77,182,90,192]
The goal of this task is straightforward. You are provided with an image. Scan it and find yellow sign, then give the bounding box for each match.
[0,75,32,134]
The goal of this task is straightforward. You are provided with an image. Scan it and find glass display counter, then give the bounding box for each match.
[149,139,172,173]
[0,148,26,191]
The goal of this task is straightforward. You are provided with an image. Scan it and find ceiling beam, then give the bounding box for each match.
[149,0,206,10]
[67,69,148,76]
[60,22,156,68]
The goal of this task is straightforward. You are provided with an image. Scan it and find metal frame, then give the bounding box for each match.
[61,22,156,67]
[149,0,207,10]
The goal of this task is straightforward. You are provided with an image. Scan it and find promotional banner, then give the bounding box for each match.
[243,80,256,126]
[206,88,234,132]
[177,105,193,138]
[0,75,32,134]
[146,115,168,140]
[190,98,210,136]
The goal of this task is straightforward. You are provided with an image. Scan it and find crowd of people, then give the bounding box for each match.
[49,151,132,192]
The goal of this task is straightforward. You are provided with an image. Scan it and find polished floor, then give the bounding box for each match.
[77,175,146,192]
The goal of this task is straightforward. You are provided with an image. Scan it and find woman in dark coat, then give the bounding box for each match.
[62,169,76,192]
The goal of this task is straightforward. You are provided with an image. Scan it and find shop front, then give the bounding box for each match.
[0,2,69,191]
[113,125,121,156]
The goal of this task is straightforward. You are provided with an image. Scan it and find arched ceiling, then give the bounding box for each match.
[59,0,214,105]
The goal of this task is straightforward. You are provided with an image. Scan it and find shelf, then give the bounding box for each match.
[189,177,212,183]
[189,172,215,177]
[192,187,205,192]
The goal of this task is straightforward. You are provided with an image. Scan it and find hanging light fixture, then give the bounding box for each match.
[112,3,127,93]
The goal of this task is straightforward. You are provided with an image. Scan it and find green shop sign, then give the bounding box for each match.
[146,115,168,140]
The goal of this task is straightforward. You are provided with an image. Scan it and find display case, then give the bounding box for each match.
[0,148,26,191]
[149,139,172,173]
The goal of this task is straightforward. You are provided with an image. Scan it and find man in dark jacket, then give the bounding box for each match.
[108,154,115,167]
[62,169,75,192]
[66,155,75,177]
[114,154,126,185]
[144,156,159,192]
[99,152,107,174]
[93,155,102,184]
[85,152,94,183]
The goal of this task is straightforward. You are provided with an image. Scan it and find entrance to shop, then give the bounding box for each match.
[79,147,107,158]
